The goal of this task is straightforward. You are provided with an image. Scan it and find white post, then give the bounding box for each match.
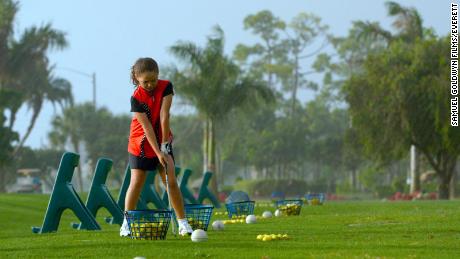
[410,145,420,193]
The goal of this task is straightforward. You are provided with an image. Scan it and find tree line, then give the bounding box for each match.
[0,0,458,199]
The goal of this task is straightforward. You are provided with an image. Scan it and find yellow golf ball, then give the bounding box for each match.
[262,236,272,241]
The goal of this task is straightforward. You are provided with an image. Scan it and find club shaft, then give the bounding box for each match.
[164,162,176,235]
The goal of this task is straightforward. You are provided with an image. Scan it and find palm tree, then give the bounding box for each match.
[0,0,72,154]
[0,88,19,192]
[13,70,73,155]
[0,0,16,80]
[0,0,21,129]
[169,26,274,193]
[353,1,423,44]
[10,24,72,154]
[0,0,72,192]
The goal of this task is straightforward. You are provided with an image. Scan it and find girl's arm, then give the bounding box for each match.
[134,112,166,164]
[160,94,173,144]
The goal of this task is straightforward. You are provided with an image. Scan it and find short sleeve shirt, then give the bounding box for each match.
[127,80,174,158]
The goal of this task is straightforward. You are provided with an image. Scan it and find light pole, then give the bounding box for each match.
[58,67,97,108]
[92,72,96,108]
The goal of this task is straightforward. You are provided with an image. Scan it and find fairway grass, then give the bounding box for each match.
[0,194,459,258]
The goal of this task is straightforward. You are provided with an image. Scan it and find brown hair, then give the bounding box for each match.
[130,57,159,85]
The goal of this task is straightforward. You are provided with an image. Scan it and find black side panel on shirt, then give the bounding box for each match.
[162,82,174,97]
[131,96,146,112]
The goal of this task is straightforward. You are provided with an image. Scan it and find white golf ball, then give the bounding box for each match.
[191,229,208,242]
[274,209,282,217]
[246,215,257,224]
[262,211,272,218]
[212,220,224,231]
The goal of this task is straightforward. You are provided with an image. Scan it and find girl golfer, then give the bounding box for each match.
[120,57,193,237]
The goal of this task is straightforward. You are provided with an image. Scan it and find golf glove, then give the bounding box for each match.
[160,142,171,154]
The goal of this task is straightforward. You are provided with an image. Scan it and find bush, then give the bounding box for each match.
[336,182,354,195]
[375,186,394,198]
[391,175,406,193]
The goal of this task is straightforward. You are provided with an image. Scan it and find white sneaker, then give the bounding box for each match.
[178,221,193,236]
[120,217,130,237]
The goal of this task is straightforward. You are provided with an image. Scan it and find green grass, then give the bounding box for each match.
[1,194,460,258]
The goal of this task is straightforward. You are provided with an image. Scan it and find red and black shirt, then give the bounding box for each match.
[128,80,174,158]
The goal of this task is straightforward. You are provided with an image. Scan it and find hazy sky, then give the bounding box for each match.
[13,0,450,148]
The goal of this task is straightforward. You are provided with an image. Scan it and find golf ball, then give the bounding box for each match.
[274,209,282,217]
[246,215,257,224]
[262,211,272,218]
[212,220,224,231]
[191,229,208,242]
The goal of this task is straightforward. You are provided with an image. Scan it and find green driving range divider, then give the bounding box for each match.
[138,170,167,209]
[72,158,124,229]
[32,152,101,234]
[197,171,221,208]
[105,165,132,224]
[179,168,198,204]
[105,165,166,224]
[114,165,165,210]
[161,166,181,205]
[106,166,221,223]
[116,164,131,211]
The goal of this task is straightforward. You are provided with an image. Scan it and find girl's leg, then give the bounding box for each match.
[158,155,186,218]
[121,169,147,236]
[125,169,147,210]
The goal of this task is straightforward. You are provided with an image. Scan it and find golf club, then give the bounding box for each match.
[164,159,176,236]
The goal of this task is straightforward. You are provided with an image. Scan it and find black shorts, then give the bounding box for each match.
[128,151,174,171]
